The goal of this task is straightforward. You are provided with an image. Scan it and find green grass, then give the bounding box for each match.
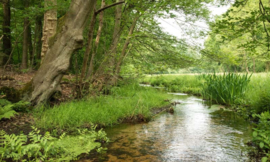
[34,83,170,130]
[141,74,203,95]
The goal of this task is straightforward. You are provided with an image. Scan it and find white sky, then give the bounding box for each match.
[158,4,231,48]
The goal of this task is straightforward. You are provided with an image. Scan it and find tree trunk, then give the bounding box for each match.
[253,57,256,73]
[33,15,43,67]
[41,0,57,62]
[86,0,106,80]
[80,2,97,81]
[115,16,140,75]
[2,0,12,65]
[92,1,123,87]
[29,0,96,106]
[28,25,33,67]
[244,52,249,73]
[21,0,30,69]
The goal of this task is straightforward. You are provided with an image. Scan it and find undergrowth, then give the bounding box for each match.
[0,126,108,162]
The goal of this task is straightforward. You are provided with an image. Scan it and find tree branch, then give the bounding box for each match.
[95,1,125,15]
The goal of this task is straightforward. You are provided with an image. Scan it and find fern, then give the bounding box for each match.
[0,104,18,120]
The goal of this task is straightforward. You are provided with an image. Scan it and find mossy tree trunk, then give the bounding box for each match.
[29,0,96,106]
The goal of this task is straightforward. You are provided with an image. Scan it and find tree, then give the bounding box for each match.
[1,0,11,66]
[28,0,96,105]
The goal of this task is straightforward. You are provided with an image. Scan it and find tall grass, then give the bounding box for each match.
[201,73,251,105]
[34,83,170,130]
[245,74,270,113]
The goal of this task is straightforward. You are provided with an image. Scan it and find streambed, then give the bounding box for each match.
[81,93,252,162]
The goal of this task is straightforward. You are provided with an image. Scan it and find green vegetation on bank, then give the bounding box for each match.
[141,74,203,95]
[34,83,170,131]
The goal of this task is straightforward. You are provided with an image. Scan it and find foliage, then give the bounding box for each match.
[0,99,17,120]
[34,83,170,130]
[0,126,108,162]
[252,112,270,162]
[201,73,251,105]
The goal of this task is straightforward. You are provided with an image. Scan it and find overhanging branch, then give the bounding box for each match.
[95,1,125,15]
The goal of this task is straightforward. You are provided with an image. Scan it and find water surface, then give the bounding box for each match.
[81,94,252,162]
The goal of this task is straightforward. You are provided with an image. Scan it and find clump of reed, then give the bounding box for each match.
[201,73,251,105]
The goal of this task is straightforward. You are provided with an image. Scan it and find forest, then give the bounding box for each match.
[0,0,270,161]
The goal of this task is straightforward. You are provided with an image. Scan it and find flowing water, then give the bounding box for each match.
[81,93,252,162]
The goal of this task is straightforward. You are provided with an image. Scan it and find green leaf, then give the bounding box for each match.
[260,142,264,148]
[253,131,258,138]
[262,157,268,162]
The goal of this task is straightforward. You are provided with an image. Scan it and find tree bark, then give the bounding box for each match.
[21,0,30,69]
[29,0,96,106]
[41,0,57,62]
[86,0,106,80]
[2,0,12,65]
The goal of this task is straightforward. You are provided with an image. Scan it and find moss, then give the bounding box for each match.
[0,87,21,103]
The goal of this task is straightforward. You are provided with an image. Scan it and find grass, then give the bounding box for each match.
[34,83,170,131]
[141,74,203,95]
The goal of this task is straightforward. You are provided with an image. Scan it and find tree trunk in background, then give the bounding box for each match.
[21,0,30,69]
[41,0,57,62]
[92,1,123,88]
[86,0,106,80]
[253,57,256,73]
[1,0,12,66]
[28,25,34,67]
[28,0,96,106]
[266,61,270,72]
[244,52,249,73]
[115,16,140,76]
[80,1,97,81]
[33,15,43,67]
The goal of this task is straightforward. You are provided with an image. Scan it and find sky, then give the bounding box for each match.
[157,4,231,48]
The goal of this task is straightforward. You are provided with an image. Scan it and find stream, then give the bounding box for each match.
[81,93,253,162]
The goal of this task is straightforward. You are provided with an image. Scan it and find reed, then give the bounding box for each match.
[201,73,251,105]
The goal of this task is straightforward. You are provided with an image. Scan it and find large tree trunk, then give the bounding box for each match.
[1,0,12,66]
[21,0,30,69]
[29,0,96,106]
[86,0,106,80]
[40,0,57,62]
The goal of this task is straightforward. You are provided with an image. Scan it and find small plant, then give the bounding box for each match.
[252,111,270,162]
[201,73,251,105]
[0,103,17,120]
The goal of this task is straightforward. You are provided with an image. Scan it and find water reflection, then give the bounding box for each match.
[80,94,252,162]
